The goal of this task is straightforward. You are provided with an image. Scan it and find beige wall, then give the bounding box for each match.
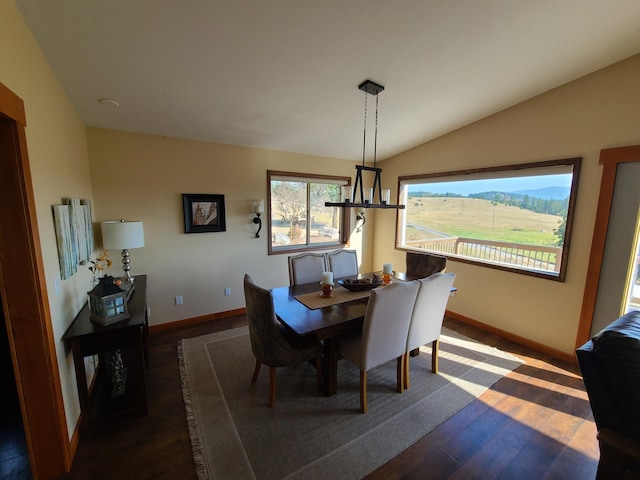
[1,0,95,438]
[373,53,640,355]
[87,128,365,326]
[5,0,640,444]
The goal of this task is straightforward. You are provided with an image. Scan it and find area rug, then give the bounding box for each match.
[178,326,522,480]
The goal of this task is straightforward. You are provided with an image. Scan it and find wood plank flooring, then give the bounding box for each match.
[60,315,600,480]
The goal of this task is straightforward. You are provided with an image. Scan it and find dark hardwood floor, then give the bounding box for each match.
[61,315,599,480]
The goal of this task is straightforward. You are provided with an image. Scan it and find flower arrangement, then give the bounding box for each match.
[88,250,112,286]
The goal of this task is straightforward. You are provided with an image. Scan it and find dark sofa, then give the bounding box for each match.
[576,310,640,478]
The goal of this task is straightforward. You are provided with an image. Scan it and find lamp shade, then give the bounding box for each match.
[101,221,145,250]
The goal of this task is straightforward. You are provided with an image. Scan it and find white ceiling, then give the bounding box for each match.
[14,0,640,162]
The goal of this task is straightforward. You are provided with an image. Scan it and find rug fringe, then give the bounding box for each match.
[178,340,210,480]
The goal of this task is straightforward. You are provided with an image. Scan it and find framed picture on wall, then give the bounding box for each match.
[182,194,226,233]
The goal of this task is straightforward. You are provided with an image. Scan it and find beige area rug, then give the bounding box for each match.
[178,326,522,480]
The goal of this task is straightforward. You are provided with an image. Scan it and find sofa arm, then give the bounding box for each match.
[597,428,640,478]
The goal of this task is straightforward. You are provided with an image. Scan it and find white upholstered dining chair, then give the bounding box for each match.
[287,252,328,286]
[326,249,358,279]
[404,272,456,389]
[338,280,420,413]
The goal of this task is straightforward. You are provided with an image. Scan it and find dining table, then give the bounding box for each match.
[271,272,427,396]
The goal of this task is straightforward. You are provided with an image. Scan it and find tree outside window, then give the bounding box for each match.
[268,171,349,254]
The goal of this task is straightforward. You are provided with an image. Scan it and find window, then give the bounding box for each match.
[268,171,350,254]
[624,213,640,313]
[397,158,581,281]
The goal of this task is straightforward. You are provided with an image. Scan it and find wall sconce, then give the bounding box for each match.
[252,200,264,238]
[355,210,366,232]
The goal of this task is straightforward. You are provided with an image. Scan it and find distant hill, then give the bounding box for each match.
[512,186,570,200]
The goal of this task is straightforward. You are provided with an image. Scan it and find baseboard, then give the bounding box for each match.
[446,310,577,365]
[148,307,575,363]
[148,308,246,334]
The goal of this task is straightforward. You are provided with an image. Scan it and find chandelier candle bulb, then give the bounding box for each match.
[363,188,373,204]
[382,189,391,204]
[342,186,352,203]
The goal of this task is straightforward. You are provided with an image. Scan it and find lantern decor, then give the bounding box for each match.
[88,275,130,326]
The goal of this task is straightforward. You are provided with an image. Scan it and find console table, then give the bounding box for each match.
[63,275,148,431]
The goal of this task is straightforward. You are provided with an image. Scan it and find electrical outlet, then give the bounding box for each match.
[175,295,183,305]
[146,307,151,317]
[224,287,231,296]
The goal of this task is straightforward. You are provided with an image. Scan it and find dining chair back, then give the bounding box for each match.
[338,280,420,413]
[243,274,322,407]
[404,272,456,389]
[287,252,328,286]
[326,249,358,279]
[405,251,447,278]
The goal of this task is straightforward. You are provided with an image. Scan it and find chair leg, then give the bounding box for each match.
[360,370,368,414]
[315,356,323,392]
[396,356,404,393]
[268,366,277,408]
[432,339,439,373]
[251,359,261,383]
[403,353,410,390]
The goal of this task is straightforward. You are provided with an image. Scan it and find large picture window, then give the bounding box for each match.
[397,158,581,281]
[268,171,350,254]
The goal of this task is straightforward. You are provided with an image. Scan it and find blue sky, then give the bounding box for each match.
[408,174,573,196]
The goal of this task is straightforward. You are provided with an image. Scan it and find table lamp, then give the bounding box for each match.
[101,220,145,284]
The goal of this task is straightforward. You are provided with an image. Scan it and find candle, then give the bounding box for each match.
[382,263,393,274]
[321,271,334,284]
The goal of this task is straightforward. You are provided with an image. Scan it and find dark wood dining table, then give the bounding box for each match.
[271,272,422,396]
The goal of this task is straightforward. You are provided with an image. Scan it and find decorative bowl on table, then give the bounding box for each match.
[338,274,383,291]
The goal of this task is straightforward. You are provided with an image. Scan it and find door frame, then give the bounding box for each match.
[0,82,70,477]
[576,145,640,347]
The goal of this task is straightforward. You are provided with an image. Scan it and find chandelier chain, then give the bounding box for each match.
[374,93,379,168]
[362,91,368,166]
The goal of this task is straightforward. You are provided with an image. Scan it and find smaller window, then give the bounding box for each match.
[397,158,581,281]
[268,171,350,254]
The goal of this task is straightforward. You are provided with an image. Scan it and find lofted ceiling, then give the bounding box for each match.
[14,0,640,162]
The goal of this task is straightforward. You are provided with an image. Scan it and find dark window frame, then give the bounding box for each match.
[267,170,351,255]
[396,157,581,281]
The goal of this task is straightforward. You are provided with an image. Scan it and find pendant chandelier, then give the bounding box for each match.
[325,79,405,210]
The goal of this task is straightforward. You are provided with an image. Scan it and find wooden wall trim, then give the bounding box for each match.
[148,308,247,334]
[0,82,70,478]
[575,145,640,349]
[599,145,640,165]
[446,310,577,365]
[0,81,26,126]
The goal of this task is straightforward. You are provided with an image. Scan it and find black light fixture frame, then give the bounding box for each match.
[253,213,262,238]
[325,80,405,210]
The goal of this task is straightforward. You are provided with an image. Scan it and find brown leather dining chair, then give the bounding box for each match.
[405,251,447,279]
[243,274,322,407]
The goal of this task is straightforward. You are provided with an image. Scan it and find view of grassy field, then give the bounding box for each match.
[406,196,563,246]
